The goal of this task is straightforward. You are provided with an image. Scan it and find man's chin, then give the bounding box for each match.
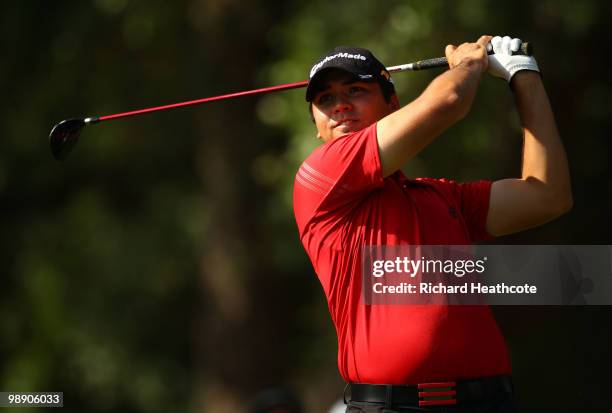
[334,124,362,136]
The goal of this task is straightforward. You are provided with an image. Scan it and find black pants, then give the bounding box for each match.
[346,396,517,412]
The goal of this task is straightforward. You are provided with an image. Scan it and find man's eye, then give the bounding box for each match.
[349,86,365,94]
[318,94,332,104]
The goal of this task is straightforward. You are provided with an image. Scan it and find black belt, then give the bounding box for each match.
[348,375,513,408]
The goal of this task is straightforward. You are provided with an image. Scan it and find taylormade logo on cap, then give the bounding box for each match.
[305,46,395,101]
[309,53,367,78]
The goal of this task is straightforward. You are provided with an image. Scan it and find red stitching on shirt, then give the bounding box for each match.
[302,162,351,192]
[296,173,326,195]
[302,161,335,184]
[298,167,332,192]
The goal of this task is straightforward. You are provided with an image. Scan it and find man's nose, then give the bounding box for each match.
[332,96,352,113]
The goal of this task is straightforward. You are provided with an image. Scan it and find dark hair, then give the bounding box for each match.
[379,80,397,103]
[308,80,396,122]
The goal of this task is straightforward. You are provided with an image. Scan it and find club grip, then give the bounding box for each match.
[519,41,532,56]
[411,41,532,71]
[411,57,449,71]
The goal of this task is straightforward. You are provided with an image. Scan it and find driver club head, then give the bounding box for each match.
[49,118,85,160]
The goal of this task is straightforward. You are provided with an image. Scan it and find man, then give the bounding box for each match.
[292,35,572,412]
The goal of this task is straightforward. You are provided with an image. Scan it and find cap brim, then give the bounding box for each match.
[305,67,372,102]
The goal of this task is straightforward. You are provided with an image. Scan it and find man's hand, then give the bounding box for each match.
[487,36,540,82]
[445,35,492,72]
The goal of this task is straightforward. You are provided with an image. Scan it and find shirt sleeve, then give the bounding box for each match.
[453,180,495,242]
[293,123,384,233]
[422,178,495,242]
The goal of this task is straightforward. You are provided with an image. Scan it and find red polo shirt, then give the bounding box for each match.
[293,123,511,384]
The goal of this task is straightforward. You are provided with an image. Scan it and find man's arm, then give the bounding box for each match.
[376,36,492,177]
[486,71,573,236]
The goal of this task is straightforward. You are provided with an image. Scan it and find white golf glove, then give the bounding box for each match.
[487,36,539,82]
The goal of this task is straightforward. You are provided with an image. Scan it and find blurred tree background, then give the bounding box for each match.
[1,0,611,412]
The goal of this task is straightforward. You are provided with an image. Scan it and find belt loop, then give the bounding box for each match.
[343,383,350,404]
[385,384,393,408]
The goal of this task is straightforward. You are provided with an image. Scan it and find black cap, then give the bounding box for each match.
[305,46,393,102]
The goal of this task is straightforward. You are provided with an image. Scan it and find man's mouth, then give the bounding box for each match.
[333,119,358,129]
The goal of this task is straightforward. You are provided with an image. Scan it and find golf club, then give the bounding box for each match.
[49,42,531,160]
